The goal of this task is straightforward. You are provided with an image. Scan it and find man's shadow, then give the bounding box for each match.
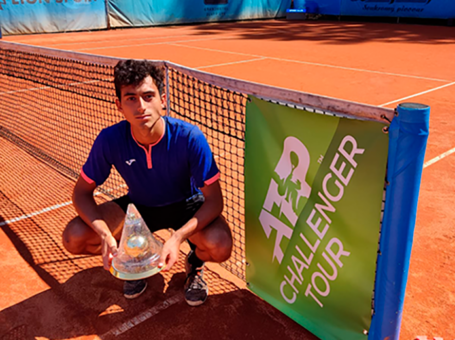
[0,263,189,340]
[0,212,184,340]
[1,268,319,340]
[0,213,317,340]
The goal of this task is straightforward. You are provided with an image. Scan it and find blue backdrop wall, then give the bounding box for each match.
[0,0,107,35]
[108,0,291,28]
[0,0,291,35]
[1,0,453,36]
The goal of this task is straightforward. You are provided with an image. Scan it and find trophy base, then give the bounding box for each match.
[109,265,164,280]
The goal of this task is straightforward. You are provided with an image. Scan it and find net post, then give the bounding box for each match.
[369,103,430,340]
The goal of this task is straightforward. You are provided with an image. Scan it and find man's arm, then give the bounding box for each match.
[176,179,224,240]
[73,176,118,269]
[159,180,224,270]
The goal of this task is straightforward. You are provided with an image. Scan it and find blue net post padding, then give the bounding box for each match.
[369,103,430,340]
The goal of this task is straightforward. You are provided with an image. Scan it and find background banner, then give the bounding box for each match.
[289,0,455,18]
[108,0,291,28]
[245,96,388,340]
[0,0,107,35]
[340,0,455,19]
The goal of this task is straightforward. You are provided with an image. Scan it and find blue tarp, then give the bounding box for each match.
[1,0,453,36]
[0,0,291,35]
[108,0,291,28]
[0,0,108,36]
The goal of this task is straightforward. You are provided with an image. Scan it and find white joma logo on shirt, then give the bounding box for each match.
[126,159,136,166]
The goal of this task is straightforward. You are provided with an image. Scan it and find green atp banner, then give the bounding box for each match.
[245,96,389,340]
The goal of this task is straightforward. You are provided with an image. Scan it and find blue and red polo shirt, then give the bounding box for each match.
[81,116,220,207]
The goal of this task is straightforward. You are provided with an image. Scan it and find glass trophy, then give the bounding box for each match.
[110,203,164,280]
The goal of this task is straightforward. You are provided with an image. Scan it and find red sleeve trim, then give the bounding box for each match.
[80,168,95,184]
[204,172,220,186]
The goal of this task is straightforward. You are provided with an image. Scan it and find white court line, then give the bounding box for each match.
[45,34,198,47]
[196,57,266,70]
[0,201,73,227]
[0,186,124,227]
[99,294,182,338]
[77,37,221,51]
[169,43,452,83]
[379,82,455,107]
[378,82,455,169]
[424,147,455,168]
[73,38,450,83]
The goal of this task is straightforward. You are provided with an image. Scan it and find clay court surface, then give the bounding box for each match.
[1,19,455,340]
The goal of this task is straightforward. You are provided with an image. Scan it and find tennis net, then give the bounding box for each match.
[0,41,392,281]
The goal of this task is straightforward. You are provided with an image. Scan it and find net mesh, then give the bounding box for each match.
[167,67,248,279]
[0,45,250,279]
[0,48,127,201]
[0,44,387,283]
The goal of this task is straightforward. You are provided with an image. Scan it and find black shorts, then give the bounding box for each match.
[113,194,204,249]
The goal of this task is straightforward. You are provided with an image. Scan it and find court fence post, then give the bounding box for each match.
[369,103,430,340]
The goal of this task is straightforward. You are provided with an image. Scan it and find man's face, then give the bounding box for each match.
[115,76,165,130]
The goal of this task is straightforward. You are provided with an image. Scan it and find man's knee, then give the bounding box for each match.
[62,218,94,254]
[215,236,233,263]
[203,219,233,263]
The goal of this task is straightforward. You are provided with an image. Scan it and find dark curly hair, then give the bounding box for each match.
[114,59,165,100]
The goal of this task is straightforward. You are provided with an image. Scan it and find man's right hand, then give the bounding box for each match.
[101,233,118,270]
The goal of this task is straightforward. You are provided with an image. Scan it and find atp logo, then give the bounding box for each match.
[259,136,312,264]
[0,0,6,11]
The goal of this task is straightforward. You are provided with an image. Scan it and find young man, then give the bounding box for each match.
[62,59,232,306]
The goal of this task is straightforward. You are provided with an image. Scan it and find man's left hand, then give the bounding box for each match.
[159,232,183,271]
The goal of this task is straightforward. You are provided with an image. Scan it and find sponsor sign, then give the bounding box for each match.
[245,96,388,340]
